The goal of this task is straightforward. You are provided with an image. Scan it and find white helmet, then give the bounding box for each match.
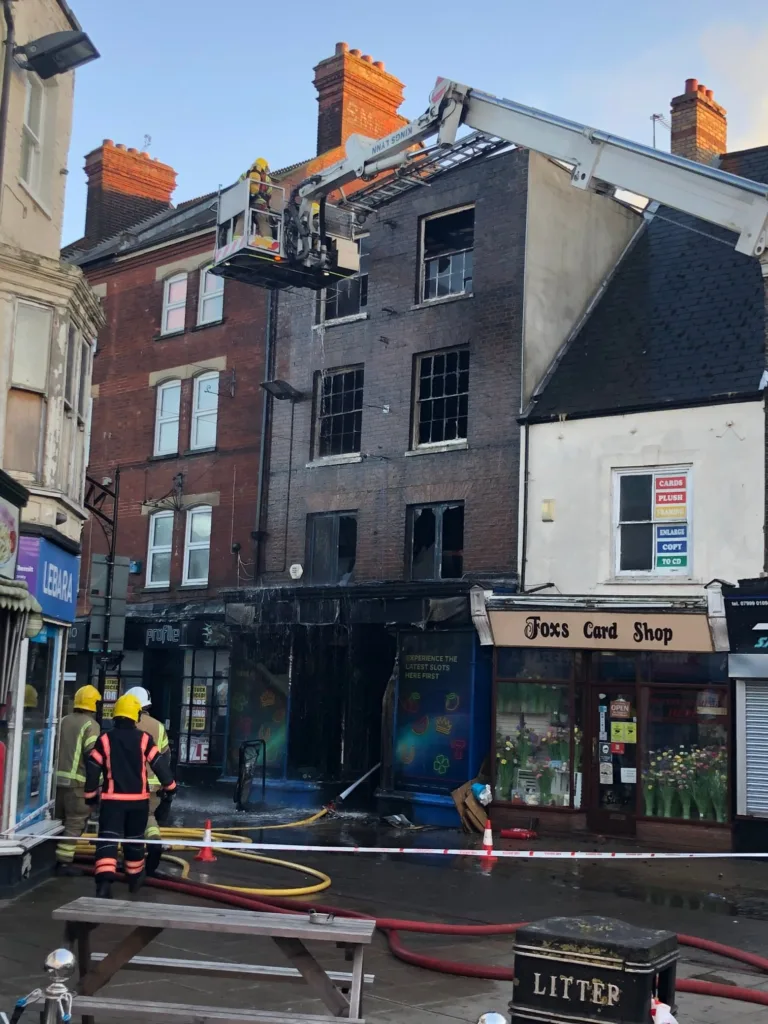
[124,685,151,709]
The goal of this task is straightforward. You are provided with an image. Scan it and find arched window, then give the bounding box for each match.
[161,273,187,334]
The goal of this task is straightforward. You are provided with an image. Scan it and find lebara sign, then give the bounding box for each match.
[16,536,80,622]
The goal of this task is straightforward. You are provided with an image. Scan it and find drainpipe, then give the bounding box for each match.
[519,420,530,592]
[254,288,278,578]
[0,0,15,204]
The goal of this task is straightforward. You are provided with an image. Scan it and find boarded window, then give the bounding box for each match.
[307,513,357,584]
[5,389,43,476]
[12,301,52,391]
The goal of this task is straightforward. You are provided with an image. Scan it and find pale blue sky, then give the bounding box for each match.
[62,0,768,245]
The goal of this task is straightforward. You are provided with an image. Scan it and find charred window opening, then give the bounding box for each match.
[408,503,464,580]
[316,366,364,458]
[421,207,474,303]
[307,512,358,584]
[319,236,370,321]
[414,347,469,446]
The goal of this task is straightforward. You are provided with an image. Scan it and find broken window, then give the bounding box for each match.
[320,236,370,322]
[408,503,465,580]
[307,512,357,584]
[421,206,474,303]
[315,366,363,458]
[414,347,469,446]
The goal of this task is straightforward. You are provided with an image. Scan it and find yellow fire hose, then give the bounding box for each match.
[75,808,331,897]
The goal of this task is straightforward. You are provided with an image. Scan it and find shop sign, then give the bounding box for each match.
[489,610,712,652]
[655,524,688,574]
[0,496,20,580]
[609,699,630,720]
[16,536,79,622]
[654,474,687,520]
[722,587,768,653]
[141,620,232,648]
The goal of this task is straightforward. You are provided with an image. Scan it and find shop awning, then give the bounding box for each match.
[0,578,41,614]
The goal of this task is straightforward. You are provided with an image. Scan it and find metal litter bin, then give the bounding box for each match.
[510,916,677,1023]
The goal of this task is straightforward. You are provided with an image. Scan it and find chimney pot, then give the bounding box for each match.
[127,147,138,154]
[103,138,114,147]
[685,78,698,94]
[697,83,706,93]
[116,143,126,150]
[335,42,349,54]
[706,88,713,99]
[361,54,372,62]
[374,60,384,70]
[349,48,361,56]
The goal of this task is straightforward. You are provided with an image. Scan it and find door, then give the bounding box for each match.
[587,686,638,835]
[143,649,184,768]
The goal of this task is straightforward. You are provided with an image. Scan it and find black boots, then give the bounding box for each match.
[128,869,146,894]
[54,862,80,878]
[145,844,162,878]
[95,879,113,899]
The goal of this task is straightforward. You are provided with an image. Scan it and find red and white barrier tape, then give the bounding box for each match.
[5,834,768,859]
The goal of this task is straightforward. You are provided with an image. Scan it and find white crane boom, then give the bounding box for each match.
[299,78,768,262]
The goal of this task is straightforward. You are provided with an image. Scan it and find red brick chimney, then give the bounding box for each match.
[670,79,727,164]
[83,141,177,245]
[313,42,408,156]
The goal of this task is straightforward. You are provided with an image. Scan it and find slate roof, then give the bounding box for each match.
[528,147,768,421]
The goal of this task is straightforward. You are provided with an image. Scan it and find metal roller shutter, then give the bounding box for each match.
[746,681,768,816]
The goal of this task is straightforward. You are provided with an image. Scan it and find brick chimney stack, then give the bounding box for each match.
[83,141,177,245]
[313,42,408,156]
[670,79,727,164]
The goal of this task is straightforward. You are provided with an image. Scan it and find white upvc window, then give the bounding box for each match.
[146,510,174,587]
[154,380,181,456]
[198,266,224,325]
[20,73,44,196]
[183,506,212,585]
[613,467,691,577]
[161,273,187,334]
[190,371,218,450]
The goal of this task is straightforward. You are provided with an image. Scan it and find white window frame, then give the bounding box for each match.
[183,505,212,586]
[419,204,475,304]
[154,379,181,456]
[20,73,45,197]
[197,265,225,326]
[613,466,692,578]
[190,371,219,451]
[64,324,78,411]
[161,273,187,335]
[77,339,92,424]
[146,510,174,588]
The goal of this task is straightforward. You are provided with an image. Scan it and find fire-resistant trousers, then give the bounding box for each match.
[54,787,90,865]
[94,800,149,883]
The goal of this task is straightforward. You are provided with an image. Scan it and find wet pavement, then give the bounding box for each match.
[3,801,768,1023]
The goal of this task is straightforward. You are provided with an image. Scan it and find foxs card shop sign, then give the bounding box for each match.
[16,536,79,622]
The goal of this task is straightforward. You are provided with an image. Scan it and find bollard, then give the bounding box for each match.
[42,948,75,1024]
[510,916,677,1024]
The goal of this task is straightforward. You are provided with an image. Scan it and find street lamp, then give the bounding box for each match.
[260,380,305,401]
[14,30,99,79]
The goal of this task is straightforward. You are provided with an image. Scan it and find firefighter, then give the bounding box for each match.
[54,684,101,874]
[235,157,274,241]
[123,686,170,876]
[85,693,176,899]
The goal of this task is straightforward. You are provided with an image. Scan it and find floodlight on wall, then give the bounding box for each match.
[260,380,304,401]
[14,30,100,79]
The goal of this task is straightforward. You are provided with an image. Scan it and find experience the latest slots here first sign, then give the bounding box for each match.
[654,473,688,574]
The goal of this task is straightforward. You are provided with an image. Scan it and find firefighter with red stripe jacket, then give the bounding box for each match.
[85,693,176,898]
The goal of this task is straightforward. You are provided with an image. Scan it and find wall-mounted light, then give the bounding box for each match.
[260,380,304,401]
[15,30,100,79]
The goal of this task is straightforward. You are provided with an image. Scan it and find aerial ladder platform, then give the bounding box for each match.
[211,78,768,291]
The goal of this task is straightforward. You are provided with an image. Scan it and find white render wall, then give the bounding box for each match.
[524,401,765,597]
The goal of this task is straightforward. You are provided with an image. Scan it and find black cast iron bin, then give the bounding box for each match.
[510,916,677,1024]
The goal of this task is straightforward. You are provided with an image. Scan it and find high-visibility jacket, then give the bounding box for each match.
[245,168,272,208]
[85,721,176,802]
[56,711,100,789]
[138,714,169,790]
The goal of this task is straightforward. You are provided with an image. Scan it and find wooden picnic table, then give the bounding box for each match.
[54,897,375,1022]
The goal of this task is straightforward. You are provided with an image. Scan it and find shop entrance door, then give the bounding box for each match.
[587,686,638,836]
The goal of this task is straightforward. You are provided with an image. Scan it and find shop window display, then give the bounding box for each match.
[642,687,728,822]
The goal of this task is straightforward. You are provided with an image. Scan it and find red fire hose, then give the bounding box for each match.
[136,873,768,1007]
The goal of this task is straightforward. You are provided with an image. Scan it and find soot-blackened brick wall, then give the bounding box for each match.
[263,149,529,583]
[81,234,268,608]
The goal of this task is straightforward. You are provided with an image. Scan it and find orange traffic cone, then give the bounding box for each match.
[195,820,217,863]
[482,818,494,856]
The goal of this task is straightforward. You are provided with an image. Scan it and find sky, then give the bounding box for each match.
[61,0,768,245]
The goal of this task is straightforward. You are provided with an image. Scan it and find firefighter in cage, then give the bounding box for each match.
[233,157,275,242]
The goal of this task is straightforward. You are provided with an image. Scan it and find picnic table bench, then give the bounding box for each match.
[52,897,375,1022]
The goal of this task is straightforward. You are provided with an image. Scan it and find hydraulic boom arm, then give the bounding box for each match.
[299,78,768,262]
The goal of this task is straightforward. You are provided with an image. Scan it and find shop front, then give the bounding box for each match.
[488,601,730,848]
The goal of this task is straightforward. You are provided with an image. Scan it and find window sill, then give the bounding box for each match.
[154,329,186,341]
[313,312,369,329]
[405,440,468,457]
[605,576,701,585]
[306,453,363,468]
[18,179,53,220]
[179,582,209,590]
[143,585,171,593]
[183,446,217,458]
[411,292,473,312]
[148,452,180,462]
[192,318,226,333]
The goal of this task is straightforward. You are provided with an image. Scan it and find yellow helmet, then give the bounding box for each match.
[24,684,38,709]
[253,157,269,172]
[74,685,101,713]
[113,693,141,722]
